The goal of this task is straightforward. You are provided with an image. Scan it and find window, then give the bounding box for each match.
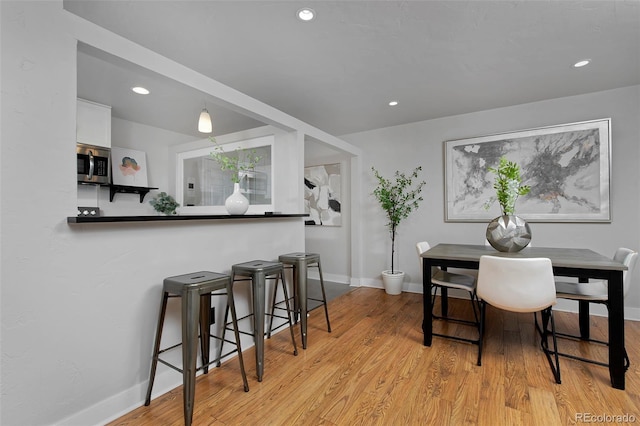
[176,135,273,214]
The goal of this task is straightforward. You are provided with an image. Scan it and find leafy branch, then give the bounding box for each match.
[209,137,262,184]
[484,157,530,215]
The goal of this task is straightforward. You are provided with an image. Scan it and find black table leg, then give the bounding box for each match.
[423,257,433,346]
[577,277,590,340]
[608,270,625,390]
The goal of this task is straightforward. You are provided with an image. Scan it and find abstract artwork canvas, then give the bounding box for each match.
[111,147,149,187]
[444,118,611,222]
[304,163,341,226]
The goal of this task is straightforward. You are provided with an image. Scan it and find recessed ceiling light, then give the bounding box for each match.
[297,8,315,21]
[389,101,399,106]
[131,86,150,95]
[574,59,591,68]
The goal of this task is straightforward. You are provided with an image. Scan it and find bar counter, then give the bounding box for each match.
[67,213,308,224]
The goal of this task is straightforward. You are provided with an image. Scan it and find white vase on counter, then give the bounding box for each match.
[225,182,249,215]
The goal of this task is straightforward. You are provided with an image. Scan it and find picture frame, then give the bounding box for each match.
[111,147,149,187]
[444,118,611,223]
[304,163,342,226]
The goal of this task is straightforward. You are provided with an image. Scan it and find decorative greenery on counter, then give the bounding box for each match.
[484,156,530,216]
[149,192,180,215]
[372,166,426,274]
[209,137,262,184]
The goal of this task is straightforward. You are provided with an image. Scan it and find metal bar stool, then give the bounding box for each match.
[269,252,332,349]
[145,271,249,426]
[219,260,298,382]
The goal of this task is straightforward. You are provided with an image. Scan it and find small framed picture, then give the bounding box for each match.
[111,147,149,187]
[304,163,342,226]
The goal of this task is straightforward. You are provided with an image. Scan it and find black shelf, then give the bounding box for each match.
[67,213,308,224]
[107,185,159,203]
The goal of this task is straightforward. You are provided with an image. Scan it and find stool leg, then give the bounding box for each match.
[267,275,279,338]
[316,259,332,333]
[199,293,212,374]
[145,291,169,406]
[252,271,266,382]
[292,265,300,324]
[226,282,250,392]
[216,301,231,368]
[181,289,200,426]
[296,260,308,349]
[279,270,298,356]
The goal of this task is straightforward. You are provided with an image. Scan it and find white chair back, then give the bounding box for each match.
[417,241,440,277]
[477,255,556,313]
[612,248,638,297]
[416,241,431,270]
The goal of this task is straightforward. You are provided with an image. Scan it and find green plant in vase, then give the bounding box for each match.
[484,156,530,215]
[209,137,262,184]
[484,156,532,252]
[372,166,425,294]
[149,192,180,215]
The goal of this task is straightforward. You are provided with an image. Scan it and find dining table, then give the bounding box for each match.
[421,243,628,390]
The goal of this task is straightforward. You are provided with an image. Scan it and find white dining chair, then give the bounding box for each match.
[555,247,638,369]
[416,242,480,345]
[476,255,561,383]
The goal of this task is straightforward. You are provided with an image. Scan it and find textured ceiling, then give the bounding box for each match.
[66,0,640,139]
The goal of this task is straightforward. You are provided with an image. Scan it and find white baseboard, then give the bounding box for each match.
[307,271,350,285]
[56,368,184,426]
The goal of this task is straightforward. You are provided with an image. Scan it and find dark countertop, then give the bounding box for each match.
[67,213,308,224]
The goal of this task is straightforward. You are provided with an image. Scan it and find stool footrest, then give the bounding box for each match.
[155,332,244,375]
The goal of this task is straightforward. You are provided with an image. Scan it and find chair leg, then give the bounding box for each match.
[539,308,562,384]
[469,292,480,325]
[553,302,630,371]
[477,300,486,366]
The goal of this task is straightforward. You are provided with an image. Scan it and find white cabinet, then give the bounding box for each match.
[76,98,111,148]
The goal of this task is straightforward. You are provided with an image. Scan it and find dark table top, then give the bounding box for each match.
[421,243,626,271]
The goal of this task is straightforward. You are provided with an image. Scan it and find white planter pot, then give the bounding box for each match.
[381,270,405,295]
[225,182,249,215]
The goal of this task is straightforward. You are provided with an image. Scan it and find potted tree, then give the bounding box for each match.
[484,156,531,252]
[372,166,426,295]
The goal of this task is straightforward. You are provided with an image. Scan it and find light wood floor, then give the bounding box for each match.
[109,288,640,425]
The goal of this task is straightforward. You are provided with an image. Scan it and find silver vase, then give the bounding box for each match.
[486,215,531,252]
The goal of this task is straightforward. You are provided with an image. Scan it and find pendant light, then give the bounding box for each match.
[198,106,212,133]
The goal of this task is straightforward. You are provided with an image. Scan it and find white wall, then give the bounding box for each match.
[341,86,640,316]
[1,2,305,425]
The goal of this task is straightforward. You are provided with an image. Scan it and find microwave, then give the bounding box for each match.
[77,143,110,184]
